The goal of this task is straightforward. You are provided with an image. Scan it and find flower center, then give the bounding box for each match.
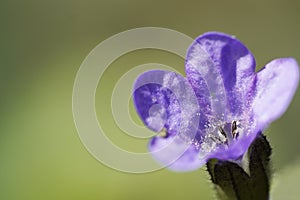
[217,120,240,144]
[196,120,243,154]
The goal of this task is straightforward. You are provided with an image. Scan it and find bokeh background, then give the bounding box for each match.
[1,0,300,199]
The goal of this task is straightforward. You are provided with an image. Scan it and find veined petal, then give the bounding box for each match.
[252,58,299,126]
[186,32,256,118]
[186,38,227,120]
[149,135,206,172]
[133,82,169,133]
[133,70,201,139]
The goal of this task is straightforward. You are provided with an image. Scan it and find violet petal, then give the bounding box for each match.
[252,58,299,126]
[186,32,256,117]
[133,70,201,138]
[149,134,206,172]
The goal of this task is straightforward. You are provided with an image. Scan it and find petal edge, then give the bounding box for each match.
[252,58,299,126]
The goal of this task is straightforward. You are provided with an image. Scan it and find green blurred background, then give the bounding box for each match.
[1,0,300,199]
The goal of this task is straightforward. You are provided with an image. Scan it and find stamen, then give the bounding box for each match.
[231,120,239,139]
[157,128,168,138]
[204,120,241,149]
[218,127,228,144]
[210,135,225,144]
[218,127,227,138]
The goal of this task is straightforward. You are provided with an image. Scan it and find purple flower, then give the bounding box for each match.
[133,32,299,172]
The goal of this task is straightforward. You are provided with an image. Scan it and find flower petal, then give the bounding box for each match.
[149,135,206,172]
[133,70,201,139]
[186,32,256,117]
[252,58,299,126]
[208,127,261,161]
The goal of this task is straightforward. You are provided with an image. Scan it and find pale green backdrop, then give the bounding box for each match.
[1,0,300,199]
